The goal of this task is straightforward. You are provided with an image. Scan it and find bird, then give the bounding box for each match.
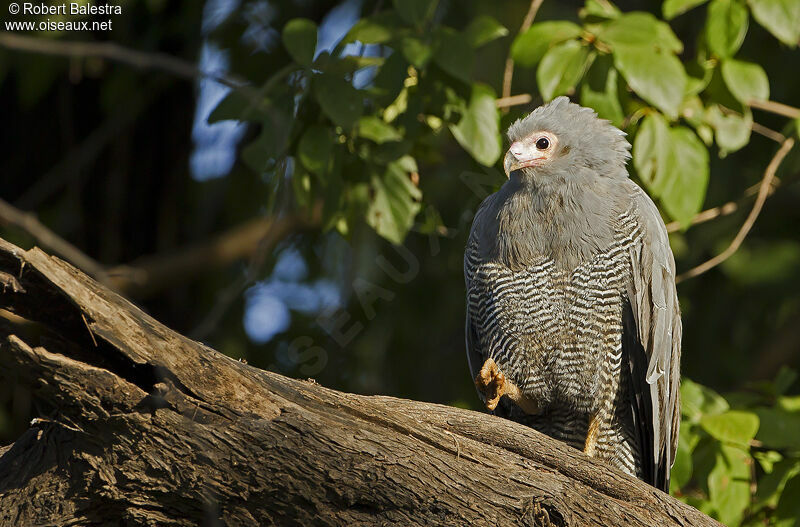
[464,96,681,492]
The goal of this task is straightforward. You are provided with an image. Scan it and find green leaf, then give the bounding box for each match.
[463,15,508,47]
[660,126,709,226]
[344,12,402,44]
[450,84,501,166]
[580,56,624,127]
[314,74,363,128]
[433,28,474,82]
[357,116,403,144]
[511,21,583,67]
[393,0,437,27]
[706,0,748,58]
[208,89,270,124]
[700,410,760,445]
[613,46,687,118]
[755,408,800,449]
[240,102,294,173]
[401,37,433,68]
[633,112,673,196]
[681,378,730,423]
[282,18,317,67]
[580,0,622,20]
[776,476,800,526]
[366,160,422,244]
[708,444,751,526]
[663,0,710,19]
[670,426,695,490]
[298,125,333,176]
[748,0,800,46]
[721,59,770,103]
[537,40,592,101]
[705,104,752,154]
[597,12,683,53]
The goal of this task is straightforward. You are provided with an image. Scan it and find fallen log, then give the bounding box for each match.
[0,237,719,526]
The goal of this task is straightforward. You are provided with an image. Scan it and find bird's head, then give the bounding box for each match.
[503,96,631,181]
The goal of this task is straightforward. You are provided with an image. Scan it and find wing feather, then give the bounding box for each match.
[625,182,682,491]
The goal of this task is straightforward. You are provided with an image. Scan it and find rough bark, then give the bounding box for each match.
[0,237,720,526]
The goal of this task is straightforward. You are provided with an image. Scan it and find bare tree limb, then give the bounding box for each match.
[749,99,800,120]
[0,236,723,526]
[0,32,245,91]
[500,0,544,113]
[676,137,795,283]
[0,198,109,283]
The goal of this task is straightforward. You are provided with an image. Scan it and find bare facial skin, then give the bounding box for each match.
[503,131,559,177]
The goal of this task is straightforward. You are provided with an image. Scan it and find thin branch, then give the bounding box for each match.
[496,93,532,109]
[665,175,783,233]
[500,0,544,113]
[0,198,109,283]
[676,137,795,283]
[749,99,800,120]
[0,32,244,90]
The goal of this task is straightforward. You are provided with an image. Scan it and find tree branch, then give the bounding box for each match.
[0,236,722,526]
[748,99,800,120]
[676,137,795,283]
[500,0,544,113]
[0,32,245,90]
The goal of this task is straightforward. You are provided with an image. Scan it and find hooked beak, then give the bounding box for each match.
[503,141,546,178]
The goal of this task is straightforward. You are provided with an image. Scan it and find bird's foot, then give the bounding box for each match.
[475,358,538,414]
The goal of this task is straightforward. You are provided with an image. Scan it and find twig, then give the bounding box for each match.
[748,99,800,120]
[676,137,795,283]
[0,32,260,101]
[750,122,786,144]
[500,0,544,113]
[665,176,781,233]
[0,198,109,283]
[496,94,532,109]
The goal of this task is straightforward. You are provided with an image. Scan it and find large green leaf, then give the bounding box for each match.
[708,445,751,526]
[721,59,770,103]
[298,125,333,176]
[748,0,800,46]
[433,28,474,83]
[366,159,422,244]
[775,474,800,525]
[357,116,402,144]
[706,0,749,58]
[314,74,363,128]
[660,126,709,226]
[537,40,592,101]
[463,15,508,48]
[282,19,317,67]
[613,46,687,118]
[450,84,501,166]
[393,0,437,27]
[681,378,731,423]
[700,410,760,445]
[597,12,683,53]
[511,21,583,67]
[580,56,624,127]
[755,408,800,449]
[633,112,673,196]
[663,0,710,19]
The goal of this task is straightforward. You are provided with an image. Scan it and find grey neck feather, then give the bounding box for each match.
[479,166,629,271]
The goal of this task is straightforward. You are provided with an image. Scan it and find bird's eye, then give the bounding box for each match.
[535,137,550,150]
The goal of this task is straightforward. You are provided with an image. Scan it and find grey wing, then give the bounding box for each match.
[464,196,495,401]
[625,182,682,492]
